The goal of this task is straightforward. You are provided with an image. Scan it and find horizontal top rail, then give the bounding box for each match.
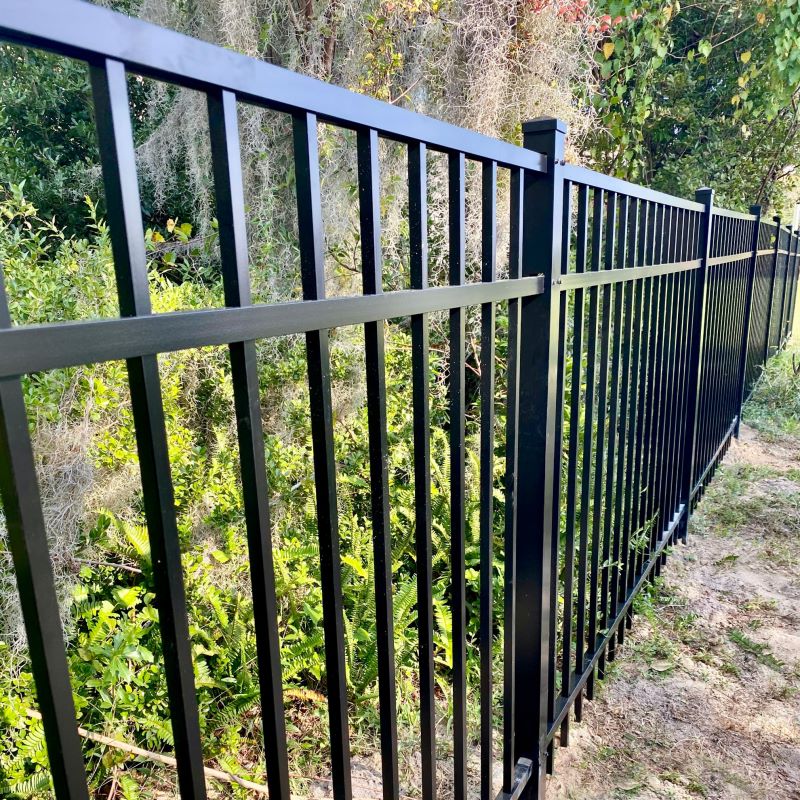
[0,276,544,379]
[712,205,757,221]
[562,164,705,211]
[0,0,546,172]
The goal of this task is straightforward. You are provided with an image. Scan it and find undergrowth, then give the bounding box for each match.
[742,338,800,439]
[0,187,512,797]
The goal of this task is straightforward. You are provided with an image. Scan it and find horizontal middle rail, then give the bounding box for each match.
[0,276,544,378]
[712,206,757,221]
[559,258,701,289]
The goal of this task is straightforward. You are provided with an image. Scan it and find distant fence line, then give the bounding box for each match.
[0,2,798,800]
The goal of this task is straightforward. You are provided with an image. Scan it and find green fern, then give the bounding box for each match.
[0,771,52,798]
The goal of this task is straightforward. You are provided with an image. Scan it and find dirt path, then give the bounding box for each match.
[547,423,800,800]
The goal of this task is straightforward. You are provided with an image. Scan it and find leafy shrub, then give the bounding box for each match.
[0,188,508,796]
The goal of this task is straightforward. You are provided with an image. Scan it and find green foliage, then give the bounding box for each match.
[0,40,163,236]
[588,1,676,180]
[742,339,800,438]
[0,189,508,794]
[589,1,800,212]
[0,46,100,234]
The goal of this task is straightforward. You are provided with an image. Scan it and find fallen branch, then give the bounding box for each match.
[25,710,418,800]
[25,709,270,796]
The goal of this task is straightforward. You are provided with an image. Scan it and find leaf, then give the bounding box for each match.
[341,554,368,577]
[603,41,616,60]
[697,39,712,57]
[285,687,325,704]
[651,659,674,672]
[124,645,154,663]
[166,218,176,233]
[740,50,751,64]
[113,586,140,609]
[210,549,230,563]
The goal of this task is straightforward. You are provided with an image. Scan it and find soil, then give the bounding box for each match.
[546,423,800,800]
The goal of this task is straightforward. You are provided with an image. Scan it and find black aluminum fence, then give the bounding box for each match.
[0,2,799,800]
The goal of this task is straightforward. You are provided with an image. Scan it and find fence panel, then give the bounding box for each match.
[691,207,754,495]
[744,219,778,399]
[0,3,799,800]
[544,169,704,767]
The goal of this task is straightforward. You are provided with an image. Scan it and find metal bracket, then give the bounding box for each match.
[495,758,534,800]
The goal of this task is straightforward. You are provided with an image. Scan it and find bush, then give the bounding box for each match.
[0,188,509,796]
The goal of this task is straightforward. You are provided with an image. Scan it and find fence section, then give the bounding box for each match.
[545,167,704,766]
[692,206,754,494]
[0,3,799,800]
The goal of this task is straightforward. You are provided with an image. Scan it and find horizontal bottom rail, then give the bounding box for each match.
[495,757,534,800]
[546,503,686,745]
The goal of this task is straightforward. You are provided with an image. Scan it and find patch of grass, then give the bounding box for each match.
[729,629,784,671]
[657,770,708,797]
[595,744,623,762]
[692,645,741,677]
[743,597,778,614]
[761,532,800,568]
[769,683,797,701]
[786,466,800,483]
[692,461,800,556]
[627,582,679,663]
[719,659,741,677]
[743,343,800,439]
[674,611,699,632]
[700,485,769,531]
[686,779,709,797]
[686,781,708,797]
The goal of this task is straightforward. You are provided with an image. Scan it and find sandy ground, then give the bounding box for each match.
[546,423,800,800]
[145,419,798,800]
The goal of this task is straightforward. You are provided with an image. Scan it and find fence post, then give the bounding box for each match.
[780,223,797,345]
[764,215,781,362]
[514,117,566,800]
[777,223,793,348]
[734,204,761,437]
[788,224,800,340]
[679,188,713,537]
